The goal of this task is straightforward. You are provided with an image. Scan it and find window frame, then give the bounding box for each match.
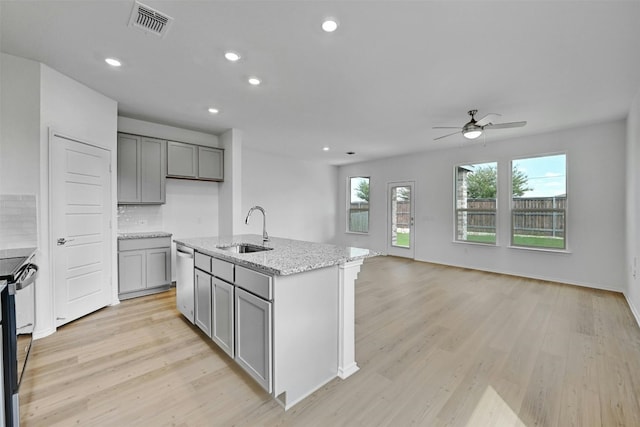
[347,176,370,234]
[510,152,567,251]
[453,162,498,245]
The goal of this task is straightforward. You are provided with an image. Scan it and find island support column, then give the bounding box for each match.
[337,259,363,379]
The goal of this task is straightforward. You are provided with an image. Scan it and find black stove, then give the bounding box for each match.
[0,247,37,283]
[1,246,37,427]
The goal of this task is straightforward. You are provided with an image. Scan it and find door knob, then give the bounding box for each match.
[57,237,75,246]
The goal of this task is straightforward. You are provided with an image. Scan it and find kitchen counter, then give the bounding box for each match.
[118,231,172,240]
[174,234,377,276]
[174,234,378,409]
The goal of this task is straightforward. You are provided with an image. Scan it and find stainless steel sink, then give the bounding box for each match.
[217,243,274,254]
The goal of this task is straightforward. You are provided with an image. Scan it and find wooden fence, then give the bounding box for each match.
[466,196,566,237]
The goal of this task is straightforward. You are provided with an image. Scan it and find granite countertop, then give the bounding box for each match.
[118,231,172,240]
[174,234,379,276]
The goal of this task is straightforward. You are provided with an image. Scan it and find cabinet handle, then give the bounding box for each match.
[177,250,193,259]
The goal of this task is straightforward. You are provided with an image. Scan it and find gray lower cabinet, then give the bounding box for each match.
[118,237,171,299]
[117,133,166,204]
[167,141,224,181]
[212,277,234,358]
[194,269,212,337]
[235,287,272,393]
[189,252,272,392]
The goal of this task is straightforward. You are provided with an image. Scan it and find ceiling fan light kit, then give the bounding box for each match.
[434,109,527,141]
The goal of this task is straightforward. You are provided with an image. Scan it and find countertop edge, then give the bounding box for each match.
[118,231,173,240]
[174,237,378,276]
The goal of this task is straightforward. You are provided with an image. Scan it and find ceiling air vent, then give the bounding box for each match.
[128,1,174,38]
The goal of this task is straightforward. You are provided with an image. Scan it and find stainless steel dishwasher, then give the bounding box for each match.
[176,245,195,323]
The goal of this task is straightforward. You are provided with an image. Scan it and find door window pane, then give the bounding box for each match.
[390,185,411,248]
[348,177,369,233]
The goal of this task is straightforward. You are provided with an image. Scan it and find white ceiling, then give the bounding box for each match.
[2,1,640,165]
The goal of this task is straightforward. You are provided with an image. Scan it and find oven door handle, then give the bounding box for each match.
[14,263,39,291]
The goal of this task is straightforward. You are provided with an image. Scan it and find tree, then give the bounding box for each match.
[466,165,531,199]
[511,167,531,197]
[355,179,369,202]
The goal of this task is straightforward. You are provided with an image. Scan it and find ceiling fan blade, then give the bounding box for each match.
[432,126,461,129]
[475,113,501,127]
[484,121,527,129]
[434,131,460,141]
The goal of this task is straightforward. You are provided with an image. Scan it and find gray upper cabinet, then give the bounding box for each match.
[198,146,224,181]
[117,133,166,204]
[117,134,140,203]
[167,141,197,178]
[167,141,224,181]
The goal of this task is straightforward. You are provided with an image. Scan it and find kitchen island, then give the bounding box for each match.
[174,234,377,409]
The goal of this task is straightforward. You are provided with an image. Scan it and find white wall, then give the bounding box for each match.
[39,64,118,337]
[116,117,220,281]
[338,120,627,291]
[242,147,338,243]
[0,54,40,194]
[0,55,119,338]
[626,90,640,322]
[118,116,219,148]
[219,129,243,236]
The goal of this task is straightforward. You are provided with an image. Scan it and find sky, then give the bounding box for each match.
[513,154,566,198]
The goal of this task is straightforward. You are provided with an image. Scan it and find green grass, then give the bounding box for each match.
[466,234,497,244]
[512,235,565,249]
[396,232,564,249]
[465,233,564,249]
[395,232,410,247]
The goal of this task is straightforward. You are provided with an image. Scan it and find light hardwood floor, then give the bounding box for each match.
[20,256,640,426]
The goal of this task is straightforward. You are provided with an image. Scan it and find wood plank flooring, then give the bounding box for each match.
[19,256,640,426]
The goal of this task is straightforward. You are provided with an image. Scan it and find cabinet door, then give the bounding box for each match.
[140,137,166,203]
[235,288,272,392]
[146,248,171,288]
[117,134,141,203]
[197,146,224,181]
[212,278,234,358]
[194,269,212,337]
[118,250,146,294]
[167,141,197,178]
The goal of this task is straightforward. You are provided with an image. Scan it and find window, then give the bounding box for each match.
[455,162,497,244]
[511,154,566,249]
[348,177,369,233]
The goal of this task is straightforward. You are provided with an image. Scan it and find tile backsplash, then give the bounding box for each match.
[0,194,38,249]
[117,204,163,232]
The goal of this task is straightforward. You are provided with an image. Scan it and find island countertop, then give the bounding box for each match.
[174,234,378,276]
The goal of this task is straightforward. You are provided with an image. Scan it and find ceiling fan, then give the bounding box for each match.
[433,109,527,141]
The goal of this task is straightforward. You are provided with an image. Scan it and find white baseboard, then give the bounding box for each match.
[624,292,640,328]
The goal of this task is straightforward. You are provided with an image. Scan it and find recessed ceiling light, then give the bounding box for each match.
[323,147,330,151]
[322,18,339,33]
[105,57,122,67]
[208,107,219,114]
[224,51,241,62]
[248,77,261,86]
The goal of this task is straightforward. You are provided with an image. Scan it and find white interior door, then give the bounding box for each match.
[387,181,415,258]
[51,133,111,327]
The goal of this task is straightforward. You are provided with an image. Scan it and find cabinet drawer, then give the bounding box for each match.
[195,252,211,272]
[211,257,234,283]
[236,266,272,300]
[118,237,171,251]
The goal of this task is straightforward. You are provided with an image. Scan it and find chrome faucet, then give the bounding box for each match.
[245,205,269,242]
